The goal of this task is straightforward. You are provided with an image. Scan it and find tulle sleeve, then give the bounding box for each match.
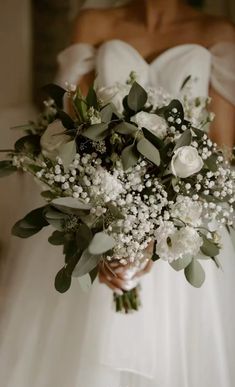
[210,42,235,106]
[55,43,96,87]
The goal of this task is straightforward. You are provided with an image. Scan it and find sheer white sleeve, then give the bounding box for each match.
[55,43,96,87]
[210,42,235,106]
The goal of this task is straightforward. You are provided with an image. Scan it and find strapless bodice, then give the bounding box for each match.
[56,39,235,105]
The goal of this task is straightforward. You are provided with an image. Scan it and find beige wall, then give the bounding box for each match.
[0,0,32,107]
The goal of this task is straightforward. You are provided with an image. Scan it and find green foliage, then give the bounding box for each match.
[57,110,75,130]
[88,231,116,255]
[204,154,218,172]
[200,236,220,257]
[0,160,17,177]
[184,259,205,287]
[51,197,91,216]
[14,135,41,155]
[174,129,192,151]
[82,123,109,140]
[58,140,76,171]
[48,230,65,245]
[12,206,49,238]
[115,122,138,136]
[44,208,67,231]
[72,249,101,277]
[137,138,161,166]
[55,267,72,293]
[142,128,164,149]
[170,256,192,271]
[127,82,148,112]
[42,84,66,109]
[86,86,99,109]
[121,143,139,170]
[100,104,115,123]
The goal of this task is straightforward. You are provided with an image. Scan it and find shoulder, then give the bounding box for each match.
[71,8,115,45]
[201,15,235,46]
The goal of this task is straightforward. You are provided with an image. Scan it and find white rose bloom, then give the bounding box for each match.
[131,111,167,139]
[97,83,130,114]
[40,120,70,160]
[171,196,202,226]
[155,221,202,262]
[171,146,203,178]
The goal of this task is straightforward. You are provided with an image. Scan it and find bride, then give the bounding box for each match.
[1,0,235,386]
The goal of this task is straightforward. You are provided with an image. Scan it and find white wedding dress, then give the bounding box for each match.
[1,40,235,387]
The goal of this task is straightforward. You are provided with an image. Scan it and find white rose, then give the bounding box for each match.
[40,120,70,160]
[97,83,130,114]
[171,146,203,178]
[131,111,167,139]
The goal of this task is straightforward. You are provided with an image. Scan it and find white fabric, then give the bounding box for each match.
[1,40,235,387]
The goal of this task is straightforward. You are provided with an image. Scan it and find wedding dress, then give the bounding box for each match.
[0,40,235,387]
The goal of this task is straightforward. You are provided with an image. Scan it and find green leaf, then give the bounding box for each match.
[82,123,109,140]
[88,232,116,255]
[137,138,161,166]
[204,154,218,172]
[192,127,204,139]
[78,273,92,291]
[63,233,78,262]
[0,160,17,177]
[152,253,160,262]
[73,249,101,277]
[44,208,67,231]
[200,237,220,257]
[100,104,114,123]
[121,143,139,170]
[170,256,192,271]
[52,197,91,215]
[127,82,148,112]
[76,223,93,251]
[41,190,57,200]
[184,259,205,288]
[86,86,99,109]
[14,135,41,155]
[54,267,71,293]
[57,110,75,130]
[48,230,65,245]
[107,203,125,220]
[12,221,42,238]
[142,127,164,149]
[73,95,88,121]
[115,122,138,136]
[174,129,192,151]
[12,206,49,238]
[58,140,76,171]
[42,84,66,109]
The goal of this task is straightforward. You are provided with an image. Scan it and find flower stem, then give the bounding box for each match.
[113,286,141,313]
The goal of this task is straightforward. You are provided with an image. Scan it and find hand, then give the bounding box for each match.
[98,241,154,295]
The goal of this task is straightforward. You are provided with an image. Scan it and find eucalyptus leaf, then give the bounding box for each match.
[12,206,49,238]
[44,208,66,231]
[204,154,218,172]
[200,237,220,257]
[48,230,65,245]
[12,221,42,238]
[100,104,114,123]
[88,232,116,255]
[41,190,57,200]
[73,249,101,277]
[115,122,138,135]
[58,140,76,171]
[57,110,75,130]
[127,82,148,112]
[52,197,91,215]
[82,123,109,140]
[76,223,93,251]
[14,135,41,155]
[54,267,71,293]
[0,160,17,177]
[42,84,66,109]
[142,128,164,149]
[174,129,192,151]
[78,273,92,291]
[192,127,204,139]
[184,259,205,288]
[170,255,192,271]
[137,138,161,166]
[121,143,139,170]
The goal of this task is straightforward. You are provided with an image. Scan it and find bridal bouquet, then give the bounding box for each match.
[1,78,234,312]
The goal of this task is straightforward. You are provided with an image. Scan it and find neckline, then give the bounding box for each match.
[96,39,211,66]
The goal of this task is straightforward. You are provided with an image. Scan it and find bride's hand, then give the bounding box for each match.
[98,241,154,295]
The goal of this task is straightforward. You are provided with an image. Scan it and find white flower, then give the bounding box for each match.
[171,146,203,178]
[40,120,70,160]
[97,83,130,114]
[131,112,167,139]
[170,196,202,226]
[155,221,202,262]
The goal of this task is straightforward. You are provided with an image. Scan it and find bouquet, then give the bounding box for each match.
[1,76,234,313]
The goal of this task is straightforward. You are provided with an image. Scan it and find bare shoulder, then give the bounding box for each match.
[71,8,116,45]
[201,14,235,46]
